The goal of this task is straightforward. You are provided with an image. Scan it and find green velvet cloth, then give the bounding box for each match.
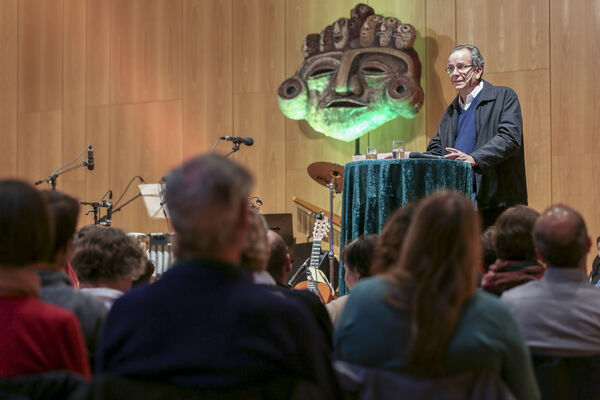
[338,159,473,295]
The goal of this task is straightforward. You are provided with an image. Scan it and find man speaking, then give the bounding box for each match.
[425,44,527,227]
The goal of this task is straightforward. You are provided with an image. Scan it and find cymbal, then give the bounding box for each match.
[307,162,344,193]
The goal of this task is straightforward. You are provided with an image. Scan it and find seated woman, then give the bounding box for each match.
[334,191,539,400]
[326,234,377,325]
[0,180,90,378]
[71,226,146,309]
[481,205,544,295]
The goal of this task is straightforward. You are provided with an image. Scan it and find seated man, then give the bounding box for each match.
[37,191,107,364]
[502,204,600,355]
[71,226,146,309]
[96,154,341,398]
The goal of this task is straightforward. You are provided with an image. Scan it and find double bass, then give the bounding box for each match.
[294,214,336,304]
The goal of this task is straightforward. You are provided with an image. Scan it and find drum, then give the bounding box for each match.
[147,233,175,276]
[127,232,150,253]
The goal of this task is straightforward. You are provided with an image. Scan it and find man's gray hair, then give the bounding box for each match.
[166,154,253,260]
[451,44,485,68]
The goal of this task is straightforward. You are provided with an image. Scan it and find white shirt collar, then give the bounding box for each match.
[459,80,484,110]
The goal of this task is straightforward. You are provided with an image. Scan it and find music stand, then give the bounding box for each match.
[139,183,169,219]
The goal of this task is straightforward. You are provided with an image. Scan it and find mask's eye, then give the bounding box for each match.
[309,67,336,78]
[361,66,387,75]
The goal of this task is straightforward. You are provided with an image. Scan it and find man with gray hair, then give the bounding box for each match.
[425,44,527,228]
[501,204,600,355]
[96,154,341,398]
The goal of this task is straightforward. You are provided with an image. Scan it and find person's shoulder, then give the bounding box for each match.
[500,280,540,303]
[483,81,518,98]
[467,289,516,317]
[352,276,388,293]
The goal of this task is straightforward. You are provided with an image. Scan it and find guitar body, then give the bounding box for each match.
[294,281,335,304]
[293,214,336,304]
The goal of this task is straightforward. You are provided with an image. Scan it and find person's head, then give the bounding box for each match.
[370,201,418,274]
[71,226,146,292]
[0,180,52,268]
[132,259,156,287]
[533,204,591,269]
[481,225,497,273]
[385,190,480,374]
[266,230,291,285]
[447,44,484,100]
[342,234,378,290]
[41,190,80,266]
[166,154,253,264]
[240,209,269,272]
[494,205,540,263]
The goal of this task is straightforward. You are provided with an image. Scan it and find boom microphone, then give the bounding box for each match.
[219,136,254,146]
[86,146,95,171]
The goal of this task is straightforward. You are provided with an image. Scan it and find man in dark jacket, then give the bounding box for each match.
[426,44,527,227]
[96,154,342,399]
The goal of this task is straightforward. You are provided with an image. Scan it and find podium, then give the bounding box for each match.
[338,158,473,295]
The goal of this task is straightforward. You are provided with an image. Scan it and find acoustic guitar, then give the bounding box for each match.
[294,214,335,304]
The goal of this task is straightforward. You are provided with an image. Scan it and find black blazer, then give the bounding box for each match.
[426,80,527,210]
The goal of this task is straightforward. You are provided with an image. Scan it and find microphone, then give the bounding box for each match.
[219,136,254,146]
[408,152,443,159]
[464,70,475,84]
[86,146,95,171]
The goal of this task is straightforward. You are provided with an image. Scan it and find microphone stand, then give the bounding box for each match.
[224,142,241,158]
[34,146,91,190]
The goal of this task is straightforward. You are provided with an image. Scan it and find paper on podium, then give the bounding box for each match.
[138,184,169,219]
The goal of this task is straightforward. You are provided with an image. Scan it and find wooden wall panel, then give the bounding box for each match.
[18,0,63,113]
[18,111,62,184]
[84,0,110,225]
[424,0,456,143]
[456,0,549,72]
[485,70,552,212]
[550,0,600,238]
[109,101,182,232]
[233,0,284,94]
[62,0,87,193]
[183,0,233,158]
[233,93,286,212]
[0,0,18,176]
[110,0,182,104]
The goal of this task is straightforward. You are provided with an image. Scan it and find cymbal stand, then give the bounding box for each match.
[327,182,336,289]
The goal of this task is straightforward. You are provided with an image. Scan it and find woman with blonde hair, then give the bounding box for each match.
[334,191,539,399]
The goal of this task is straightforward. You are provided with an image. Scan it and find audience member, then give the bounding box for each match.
[0,180,90,378]
[502,204,600,355]
[132,259,155,287]
[96,154,342,398]
[480,225,497,274]
[327,234,377,324]
[37,191,107,365]
[588,236,600,285]
[334,191,539,400]
[266,230,292,286]
[71,226,146,309]
[240,208,274,285]
[264,229,333,347]
[481,205,543,295]
[370,202,418,274]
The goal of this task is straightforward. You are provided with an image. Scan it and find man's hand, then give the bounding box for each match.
[444,147,477,167]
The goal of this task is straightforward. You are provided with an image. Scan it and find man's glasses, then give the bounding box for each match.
[445,64,473,75]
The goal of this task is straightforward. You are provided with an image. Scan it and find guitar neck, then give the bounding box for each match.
[310,239,322,269]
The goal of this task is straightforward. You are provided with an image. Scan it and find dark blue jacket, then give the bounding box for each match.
[426,80,527,209]
[96,258,342,399]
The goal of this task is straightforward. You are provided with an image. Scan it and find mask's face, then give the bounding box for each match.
[278,48,423,141]
[277,4,423,142]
